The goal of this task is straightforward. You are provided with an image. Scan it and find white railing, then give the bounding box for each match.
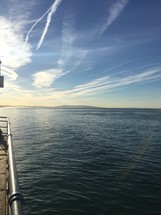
[7,120,24,215]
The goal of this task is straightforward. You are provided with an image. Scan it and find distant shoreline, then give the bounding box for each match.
[0,105,160,110]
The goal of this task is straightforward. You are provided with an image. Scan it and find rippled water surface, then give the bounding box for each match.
[0,108,161,215]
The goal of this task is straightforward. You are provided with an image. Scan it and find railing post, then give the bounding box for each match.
[8,121,23,215]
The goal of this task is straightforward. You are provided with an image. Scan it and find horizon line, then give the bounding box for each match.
[0,105,161,110]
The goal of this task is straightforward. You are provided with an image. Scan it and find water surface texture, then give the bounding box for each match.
[0,108,161,215]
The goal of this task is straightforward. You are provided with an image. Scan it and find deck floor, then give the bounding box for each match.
[0,139,8,215]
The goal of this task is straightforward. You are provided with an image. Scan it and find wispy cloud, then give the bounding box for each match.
[3,81,21,92]
[58,16,89,74]
[6,0,36,25]
[60,67,161,97]
[2,66,160,106]
[40,66,161,102]
[32,68,65,88]
[0,16,32,69]
[57,18,76,67]
[2,66,18,80]
[100,0,128,34]
[0,80,44,105]
[37,0,63,50]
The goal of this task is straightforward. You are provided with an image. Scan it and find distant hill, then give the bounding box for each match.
[0,105,105,109]
[53,105,104,109]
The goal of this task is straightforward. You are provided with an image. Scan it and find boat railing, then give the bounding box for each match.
[0,117,24,215]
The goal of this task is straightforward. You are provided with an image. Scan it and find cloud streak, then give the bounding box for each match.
[2,66,18,80]
[58,20,76,67]
[60,67,161,97]
[36,0,63,50]
[101,0,128,34]
[57,16,89,75]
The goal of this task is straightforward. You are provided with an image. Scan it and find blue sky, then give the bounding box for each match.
[0,0,161,107]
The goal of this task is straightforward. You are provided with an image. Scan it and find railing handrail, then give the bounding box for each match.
[7,120,24,215]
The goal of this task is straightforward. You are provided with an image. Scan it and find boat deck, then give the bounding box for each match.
[0,119,8,215]
[0,139,8,215]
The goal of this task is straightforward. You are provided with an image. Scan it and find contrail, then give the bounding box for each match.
[101,0,128,34]
[104,60,133,73]
[24,7,51,46]
[36,0,63,50]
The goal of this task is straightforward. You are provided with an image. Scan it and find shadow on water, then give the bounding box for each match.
[0,133,8,151]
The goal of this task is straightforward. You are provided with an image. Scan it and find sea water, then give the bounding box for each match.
[0,108,161,215]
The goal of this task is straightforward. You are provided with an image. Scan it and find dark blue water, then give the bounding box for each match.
[0,108,161,215]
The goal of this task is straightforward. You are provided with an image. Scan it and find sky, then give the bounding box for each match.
[0,0,161,108]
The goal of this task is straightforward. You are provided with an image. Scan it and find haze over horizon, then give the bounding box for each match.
[0,0,161,108]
